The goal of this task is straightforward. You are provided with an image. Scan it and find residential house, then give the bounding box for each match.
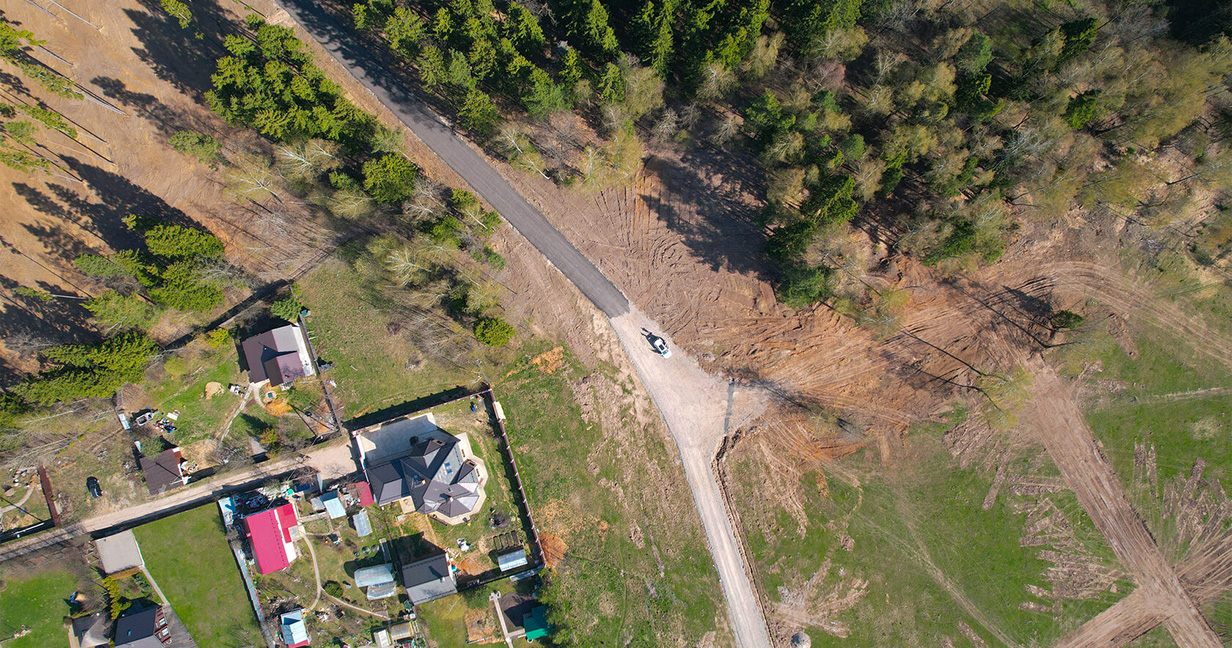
[240,324,315,388]
[400,552,456,605]
[279,609,309,648]
[244,502,299,574]
[356,413,488,525]
[139,447,186,495]
[113,605,168,648]
[71,612,109,648]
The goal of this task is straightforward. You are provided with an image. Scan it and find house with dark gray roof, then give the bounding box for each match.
[366,435,485,523]
[240,324,315,387]
[113,605,168,648]
[400,551,457,604]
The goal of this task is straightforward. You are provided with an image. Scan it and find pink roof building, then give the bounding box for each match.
[244,503,299,574]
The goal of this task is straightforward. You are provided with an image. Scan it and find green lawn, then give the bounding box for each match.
[297,258,477,418]
[0,568,76,648]
[141,342,245,443]
[133,505,263,648]
[494,345,728,647]
[730,423,1126,647]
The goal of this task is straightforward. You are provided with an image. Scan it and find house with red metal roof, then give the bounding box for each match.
[243,502,299,574]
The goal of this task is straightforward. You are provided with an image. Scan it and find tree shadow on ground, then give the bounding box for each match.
[89,76,209,138]
[126,0,237,100]
[639,155,772,280]
[65,156,202,229]
[0,274,96,387]
[11,156,201,256]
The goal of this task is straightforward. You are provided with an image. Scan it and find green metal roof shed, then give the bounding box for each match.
[523,606,553,641]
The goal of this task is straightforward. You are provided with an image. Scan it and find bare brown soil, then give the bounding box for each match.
[0,0,340,382]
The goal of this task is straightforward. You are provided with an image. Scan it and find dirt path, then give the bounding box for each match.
[301,533,323,611]
[0,479,37,513]
[0,439,356,562]
[1023,360,1220,648]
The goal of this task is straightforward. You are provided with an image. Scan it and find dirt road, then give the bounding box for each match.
[271,1,774,645]
[609,309,771,648]
[1024,361,1221,648]
[0,440,357,563]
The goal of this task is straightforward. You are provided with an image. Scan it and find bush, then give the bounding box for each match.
[163,356,189,377]
[204,328,232,348]
[323,581,344,598]
[776,263,833,309]
[272,295,302,322]
[474,317,515,346]
[1050,310,1085,330]
[169,131,221,167]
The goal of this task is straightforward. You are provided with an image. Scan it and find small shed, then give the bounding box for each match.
[352,510,373,538]
[279,609,309,648]
[353,481,375,507]
[496,547,529,572]
[320,490,346,519]
[95,530,145,574]
[72,612,110,648]
[366,581,398,600]
[390,622,413,641]
[523,605,553,640]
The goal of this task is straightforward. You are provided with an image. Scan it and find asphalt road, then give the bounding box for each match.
[270,3,770,645]
[273,0,629,318]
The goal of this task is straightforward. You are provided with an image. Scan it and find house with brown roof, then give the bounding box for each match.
[139,447,186,495]
[240,324,315,388]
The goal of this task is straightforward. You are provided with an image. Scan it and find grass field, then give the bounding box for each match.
[729,423,1127,647]
[133,505,263,648]
[494,345,729,647]
[297,258,479,418]
[139,342,245,443]
[0,568,77,648]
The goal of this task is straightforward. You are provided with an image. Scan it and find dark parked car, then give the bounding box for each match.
[86,476,102,498]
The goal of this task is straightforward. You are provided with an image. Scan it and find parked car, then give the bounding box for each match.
[652,337,671,358]
[86,476,102,498]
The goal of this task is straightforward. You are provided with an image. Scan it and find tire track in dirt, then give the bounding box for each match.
[1061,525,1232,647]
[1023,359,1221,648]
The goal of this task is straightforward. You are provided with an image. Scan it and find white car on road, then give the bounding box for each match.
[652,337,671,358]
